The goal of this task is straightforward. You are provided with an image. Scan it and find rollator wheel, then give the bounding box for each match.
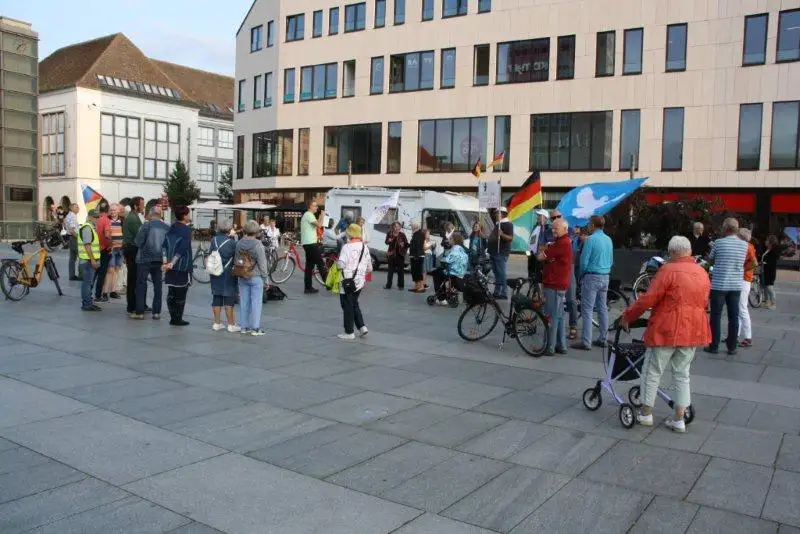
[628,386,643,408]
[619,403,636,429]
[426,295,436,306]
[448,294,460,308]
[683,405,695,425]
[582,387,602,411]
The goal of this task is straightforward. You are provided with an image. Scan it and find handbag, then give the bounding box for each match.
[341,244,365,295]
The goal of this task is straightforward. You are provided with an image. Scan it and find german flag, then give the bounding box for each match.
[507,171,543,222]
[471,158,482,179]
[487,152,505,169]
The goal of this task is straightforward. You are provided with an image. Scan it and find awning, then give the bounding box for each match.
[189,201,277,211]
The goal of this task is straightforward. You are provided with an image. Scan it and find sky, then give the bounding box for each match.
[1,0,250,75]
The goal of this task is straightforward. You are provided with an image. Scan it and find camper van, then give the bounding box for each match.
[324,187,493,268]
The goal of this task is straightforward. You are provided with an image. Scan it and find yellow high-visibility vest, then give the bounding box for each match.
[78,223,100,261]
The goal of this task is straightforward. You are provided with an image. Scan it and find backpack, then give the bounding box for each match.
[232,249,256,279]
[204,238,231,277]
[262,283,286,302]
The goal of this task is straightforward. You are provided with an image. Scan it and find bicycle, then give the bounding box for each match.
[268,239,326,286]
[457,270,549,357]
[1,240,64,301]
[191,241,212,284]
[749,265,763,308]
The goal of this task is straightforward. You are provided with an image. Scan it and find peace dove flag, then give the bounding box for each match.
[556,178,648,228]
[368,190,400,224]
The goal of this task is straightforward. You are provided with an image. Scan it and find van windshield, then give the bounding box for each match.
[460,211,494,234]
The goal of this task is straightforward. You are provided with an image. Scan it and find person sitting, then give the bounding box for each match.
[431,232,468,305]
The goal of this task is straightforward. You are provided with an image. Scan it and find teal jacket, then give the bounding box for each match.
[579,230,614,276]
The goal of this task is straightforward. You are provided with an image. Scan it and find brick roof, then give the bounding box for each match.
[152,60,234,119]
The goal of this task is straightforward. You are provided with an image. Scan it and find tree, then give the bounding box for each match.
[163,160,200,210]
[217,166,234,204]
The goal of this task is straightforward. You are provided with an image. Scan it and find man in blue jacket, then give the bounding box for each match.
[572,215,614,350]
[131,207,170,319]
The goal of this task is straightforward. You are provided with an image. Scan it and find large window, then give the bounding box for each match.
[371,57,384,94]
[390,51,435,92]
[198,126,214,147]
[441,48,456,88]
[662,107,684,171]
[375,0,386,27]
[619,109,641,171]
[770,101,800,169]
[329,8,340,34]
[395,0,406,24]
[41,112,65,176]
[443,0,467,18]
[493,116,510,172]
[298,128,310,176]
[237,79,246,112]
[473,44,490,85]
[556,35,575,80]
[497,38,550,84]
[219,130,234,149]
[417,117,488,172]
[343,60,356,97]
[264,72,273,107]
[101,114,139,178]
[313,10,323,37]
[323,123,382,174]
[253,74,263,108]
[250,25,263,52]
[236,136,244,179]
[143,120,179,180]
[623,28,643,74]
[743,14,767,65]
[777,9,800,62]
[738,103,763,170]
[422,0,434,21]
[596,31,616,76]
[300,63,337,101]
[666,23,687,71]
[197,161,215,194]
[479,0,491,13]
[388,122,402,173]
[218,164,232,183]
[286,14,305,41]
[346,2,366,32]
[284,68,296,103]
[267,20,274,47]
[252,130,293,177]
[529,112,613,171]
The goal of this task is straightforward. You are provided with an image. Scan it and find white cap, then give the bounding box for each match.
[499,207,508,213]
[535,209,550,218]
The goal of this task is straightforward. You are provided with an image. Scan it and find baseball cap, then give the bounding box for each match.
[535,209,550,218]
[87,209,100,218]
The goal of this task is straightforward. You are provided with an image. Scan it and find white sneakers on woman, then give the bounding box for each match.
[636,411,686,433]
[337,327,369,341]
[212,323,242,333]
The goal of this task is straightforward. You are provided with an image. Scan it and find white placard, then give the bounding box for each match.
[478,179,501,209]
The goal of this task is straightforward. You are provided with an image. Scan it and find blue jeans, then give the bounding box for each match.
[490,255,508,297]
[136,262,163,314]
[565,268,578,328]
[238,276,264,330]
[544,287,567,351]
[80,261,96,309]
[581,273,609,346]
[710,289,740,352]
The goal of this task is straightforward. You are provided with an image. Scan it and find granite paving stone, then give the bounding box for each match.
[271,357,367,379]
[780,525,800,534]
[763,351,800,370]
[510,427,617,477]
[699,424,783,466]
[229,376,363,409]
[690,358,765,381]
[474,390,575,422]
[0,377,92,429]
[687,458,773,517]
[763,470,800,528]
[10,361,141,391]
[323,366,432,391]
[338,348,433,368]
[629,496,699,534]
[0,446,51,475]
[643,418,718,452]
[457,420,554,460]
[747,403,800,434]
[365,403,464,438]
[759,366,800,389]
[390,377,511,409]
[126,356,229,378]
[688,394,730,421]
[81,345,192,366]
[401,410,507,448]
[0,350,90,374]
[541,402,616,433]
[715,399,757,427]
[212,348,319,370]
[778,435,800,473]
[390,513,495,533]
[246,423,362,465]
[0,460,86,505]
[166,523,224,534]
[302,391,422,425]
[58,376,187,406]
[687,506,779,534]
[172,365,285,392]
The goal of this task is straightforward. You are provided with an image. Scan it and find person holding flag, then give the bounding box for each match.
[487,207,513,299]
[528,209,554,285]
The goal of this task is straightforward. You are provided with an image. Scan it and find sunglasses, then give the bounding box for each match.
[552,214,562,220]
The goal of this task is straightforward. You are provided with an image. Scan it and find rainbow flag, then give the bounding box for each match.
[487,152,505,169]
[471,158,482,179]
[506,171,544,252]
[81,184,104,211]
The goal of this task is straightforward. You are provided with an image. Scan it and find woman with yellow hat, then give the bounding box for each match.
[335,223,373,340]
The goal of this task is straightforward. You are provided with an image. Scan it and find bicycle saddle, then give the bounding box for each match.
[11,241,25,254]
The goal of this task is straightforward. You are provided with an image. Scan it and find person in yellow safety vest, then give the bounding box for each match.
[78,209,102,311]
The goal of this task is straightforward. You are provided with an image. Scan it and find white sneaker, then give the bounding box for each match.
[337,333,356,340]
[664,418,686,433]
[241,328,251,335]
[250,329,266,337]
[437,300,449,306]
[636,413,654,426]
[212,323,224,331]
[227,324,242,333]
[359,326,369,337]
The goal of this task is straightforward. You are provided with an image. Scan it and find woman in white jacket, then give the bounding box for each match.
[336,224,373,340]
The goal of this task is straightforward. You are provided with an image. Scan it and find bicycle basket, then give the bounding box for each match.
[463,274,488,305]
[512,292,543,312]
[608,343,647,381]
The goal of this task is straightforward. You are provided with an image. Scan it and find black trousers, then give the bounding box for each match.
[167,286,189,323]
[433,269,464,296]
[302,243,327,290]
[123,245,138,312]
[94,251,111,298]
[385,257,405,288]
[527,254,543,283]
[340,290,364,334]
[710,289,740,352]
[410,257,424,282]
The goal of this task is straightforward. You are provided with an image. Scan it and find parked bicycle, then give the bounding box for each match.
[749,265,764,308]
[191,240,212,284]
[1,240,63,301]
[268,239,327,285]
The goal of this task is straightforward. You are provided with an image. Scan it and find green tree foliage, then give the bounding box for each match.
[163,160,200,210]
[217,166,234,204]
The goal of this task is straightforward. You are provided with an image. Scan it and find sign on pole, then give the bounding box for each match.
[478,179,501,209]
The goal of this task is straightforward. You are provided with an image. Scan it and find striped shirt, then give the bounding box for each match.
[109,218,124,249]
[709,235,748,291]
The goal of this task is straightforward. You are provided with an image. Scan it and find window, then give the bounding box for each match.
[375,0,386,27]
[556,35,575,80]
[345,2,366,32]
[770,101,800,169]
[623,28,643,74]
[299,128,310,176]
[237,79,246,112]
[143,120,179,179]
[497,38,550,84]
[443,0,467,18]
[218,164,232,182]
[473,44,490,85]
[236,136,244,179]
[218,130,234,149]
[253,74,263,108]
[323,123,382,174]
[493,116,510,172]
[441,48,456,88]
[343,60,356,97]
[197,162,215,194]
[479,0,491,13]
[371,57,385,94]
[619,109,641,171]
[198,126,214,147]
[267,20,274,47]
[666,23,688,71]
[250,25,263,52]
[313,10,323,37]
[738,104,763,170]
[529,112,613,171]
[101,114,140,178]
[777,9,800,62]
[388,122,402,173]
[395,0,406,24]
[300,63,337,101]
[286,14,305,41]
[662,107,684,171]
[283,68,296,103]
[596,31,616,76]
[390,51,435,92]
[422,0,434,21]
[264,72,273,107]
[743,14,767,65]
[253,130,293,177]
[417,117,488,172]
[330,8,340,34]
[41,112,65,176]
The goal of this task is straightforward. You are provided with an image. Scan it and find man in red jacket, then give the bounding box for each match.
[537,218,573,355]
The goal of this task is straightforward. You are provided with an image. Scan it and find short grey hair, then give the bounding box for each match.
[552,218,569,232]
[243,220,260,236]
[722,218,739,236]
[693,222,704,231]
[411,221,421,230]
[667,235,692,257]
[217,218,233,233]
[739,228,752,242]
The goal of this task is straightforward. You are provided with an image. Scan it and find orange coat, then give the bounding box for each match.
[622,256,711,347]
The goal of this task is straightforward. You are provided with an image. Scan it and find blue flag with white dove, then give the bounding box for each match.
[556,178,648,228]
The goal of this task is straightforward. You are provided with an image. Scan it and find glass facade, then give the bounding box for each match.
[497,39,550,83]
[529,112,612,171]
[390,51,435,92]
[371,57,384,94]
[441,48,456,88]
[619,109,641,171]
[418,117,487,172]
[252,130,294,177]
[493,116,510,172]
[666,23,688,71]
[323,123,382,174]
[556,35,575,80]
[770,101,800,169]
[623,28,643,74]
[662,107,685,170]
[738,104,763,170]
[596,31,616,76]
[388,122,402,173]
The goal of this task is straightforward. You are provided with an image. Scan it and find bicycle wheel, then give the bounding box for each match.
[192,252,210,284]
[0,260,29,301]
[748,280,763,308]
[632,273,652,300]
[457,302,500,342]
[45,257,63,296]
[513,307,549,357]
[269,255,296,284]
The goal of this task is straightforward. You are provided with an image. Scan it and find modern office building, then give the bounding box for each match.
[38,33,235,221]
[234,0,800,232]
[0,17,38,224]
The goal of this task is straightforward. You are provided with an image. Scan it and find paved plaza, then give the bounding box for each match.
[1,248,799,533]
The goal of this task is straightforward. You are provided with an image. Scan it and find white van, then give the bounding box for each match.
[324,187,493,268]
